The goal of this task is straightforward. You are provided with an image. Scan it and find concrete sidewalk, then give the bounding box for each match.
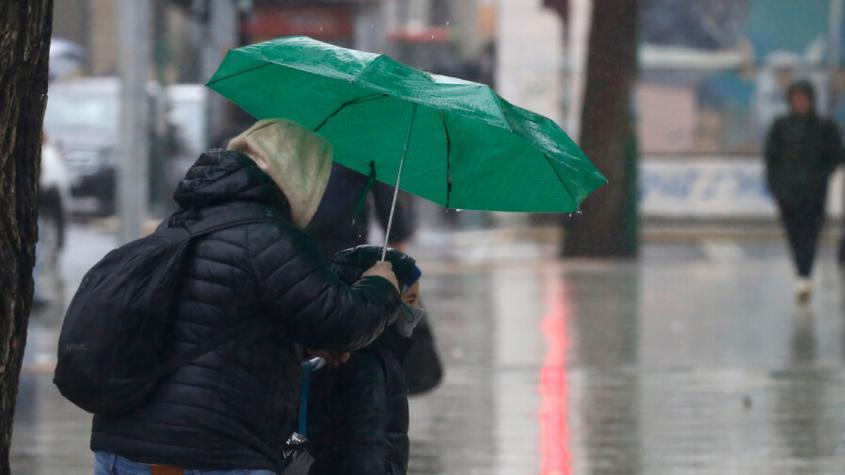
[14,222,845,474]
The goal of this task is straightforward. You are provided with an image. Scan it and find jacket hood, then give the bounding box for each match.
[331,245,419,291]
[787,80,815,99]
[173,150,291,219]
[787,80,816,112]
[228,119,333,228]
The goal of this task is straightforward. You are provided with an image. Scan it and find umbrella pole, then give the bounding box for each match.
[381,103,418,262]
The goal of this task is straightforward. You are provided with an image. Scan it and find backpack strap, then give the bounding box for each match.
[177,204,283,238]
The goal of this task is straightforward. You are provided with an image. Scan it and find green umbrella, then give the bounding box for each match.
[207,36,605,257]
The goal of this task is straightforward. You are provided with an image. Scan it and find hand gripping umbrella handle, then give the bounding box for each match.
[382,102,418,261]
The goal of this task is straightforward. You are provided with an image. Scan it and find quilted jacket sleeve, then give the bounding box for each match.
[248,222,400,351]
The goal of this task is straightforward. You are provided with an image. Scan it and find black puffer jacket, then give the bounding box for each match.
[764,82,842,206]
[307,247,416,475]
[91,151,401,472]
[765,113,842,204]
[307,333,412,475]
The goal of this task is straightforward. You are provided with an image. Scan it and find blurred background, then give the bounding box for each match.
[16,0,845,473]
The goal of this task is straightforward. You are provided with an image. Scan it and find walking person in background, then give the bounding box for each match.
[765,80,843,303]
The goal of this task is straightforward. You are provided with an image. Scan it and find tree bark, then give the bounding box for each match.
[563,0,640,257]
[0,1,53,472]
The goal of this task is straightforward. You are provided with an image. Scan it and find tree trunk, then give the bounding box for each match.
[563,0,639,257]
[0,1,53,472]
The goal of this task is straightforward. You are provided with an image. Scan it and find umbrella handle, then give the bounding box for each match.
[381,102,418,262]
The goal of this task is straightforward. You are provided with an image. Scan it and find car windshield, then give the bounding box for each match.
[168,97,205,155]
[44,91,118,134]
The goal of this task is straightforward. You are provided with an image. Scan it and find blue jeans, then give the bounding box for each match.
[94,452,277,475]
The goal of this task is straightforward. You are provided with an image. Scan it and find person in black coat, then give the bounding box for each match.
[215,112,439,396]
[92,119,401,474]
[307,162,441,398]
[307,246,425,475]
[764,80,842,303]
[306,163,416,260]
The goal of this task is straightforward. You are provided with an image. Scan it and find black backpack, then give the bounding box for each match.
[54,205,279,416]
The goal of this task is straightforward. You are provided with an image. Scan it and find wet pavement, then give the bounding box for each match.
[12,223,845,474]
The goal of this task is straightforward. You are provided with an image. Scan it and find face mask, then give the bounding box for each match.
[395,304,425,338]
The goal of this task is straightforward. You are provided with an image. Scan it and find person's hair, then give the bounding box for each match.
[787,80,816,106]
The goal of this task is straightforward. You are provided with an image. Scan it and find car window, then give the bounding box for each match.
[167,98,205,155]
[44,92,119,134]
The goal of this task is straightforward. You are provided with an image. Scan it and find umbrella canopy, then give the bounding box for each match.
[207,36,605,214]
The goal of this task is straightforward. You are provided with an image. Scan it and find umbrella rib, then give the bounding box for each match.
[206,62,273,86]
[439,111,453,209]
[381,102,419,261]
[313,93,388,132]
[542,153,577,208]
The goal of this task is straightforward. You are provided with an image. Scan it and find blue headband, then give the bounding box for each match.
[401,265,422,292]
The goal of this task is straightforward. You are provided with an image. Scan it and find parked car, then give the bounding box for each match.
[44,77,119,215]
[44,77,208,215]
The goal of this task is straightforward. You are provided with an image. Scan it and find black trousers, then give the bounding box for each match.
[778,198,826,278]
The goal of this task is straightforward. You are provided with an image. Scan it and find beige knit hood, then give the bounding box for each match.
[228,119,333,228]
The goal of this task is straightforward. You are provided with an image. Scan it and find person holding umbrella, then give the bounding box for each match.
[764,80,843,303]
[90,119,402,475]
[192,34,603,475]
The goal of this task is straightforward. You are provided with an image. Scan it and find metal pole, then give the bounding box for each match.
[381,103,418,261]
[828,0,843,110]
[567,0,592,139]
[829,1,843,70]
[203,0,239,141]
[118,0,152,243]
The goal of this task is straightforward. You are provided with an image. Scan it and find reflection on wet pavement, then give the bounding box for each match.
[12,225,845,474]
[406,243,845,474]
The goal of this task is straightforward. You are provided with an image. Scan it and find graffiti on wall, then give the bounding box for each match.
[640,157,843,218]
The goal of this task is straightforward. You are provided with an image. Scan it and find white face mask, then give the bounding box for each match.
[395,304,425,338]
